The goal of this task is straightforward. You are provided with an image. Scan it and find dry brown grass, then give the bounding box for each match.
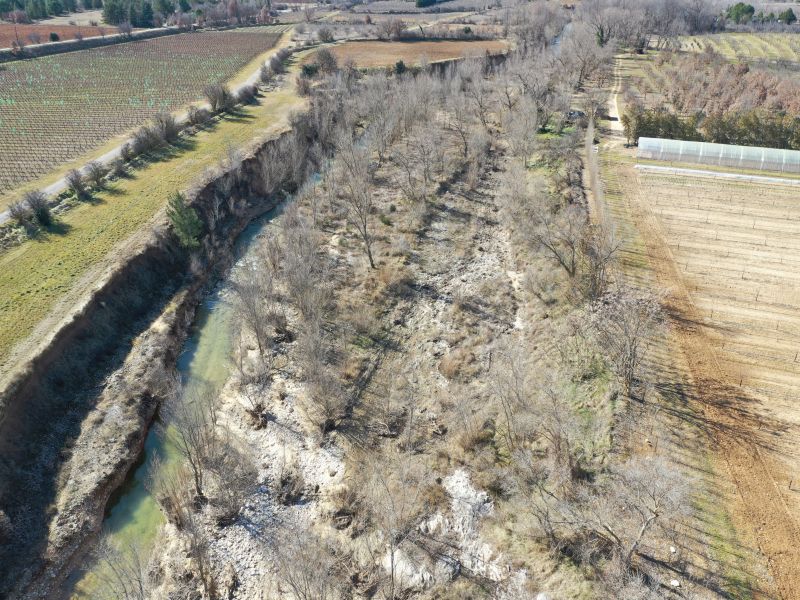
[438,345,479,381]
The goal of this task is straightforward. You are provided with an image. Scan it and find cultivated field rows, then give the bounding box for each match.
[596,153,774,596]
[0,27,283,191]
[674,241,800,274]
[630,167,800,516]
[597,146,800,596]
[680,32,800,62]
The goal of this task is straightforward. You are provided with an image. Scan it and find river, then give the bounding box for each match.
[66,211,276,599]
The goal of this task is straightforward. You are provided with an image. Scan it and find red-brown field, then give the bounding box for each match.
[0,23,121,48]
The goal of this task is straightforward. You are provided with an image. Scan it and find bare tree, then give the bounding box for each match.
[588,286,663,395]
[230,263,275,358]
[297,321,346,433]
[458,59,492,129]
[271,531,343,600]
[8,200,30,226]
[204,83,234,113]
[580,222,620,300]
[315,47,338,74]
[496,63,521,113]
[581,85,609,122]
[24,190,52,227]
[184,512,219,599]
[86,160,109,188]
[511,1,567,54]
[281,204,332,322]
[336,132,376,268]
[505,94,539,167]
[577,0,620,46]
[580,456,688,569]
[493,347,588,480]
[148,455,192,529]
[93,536,151,600]
[492,348,531,452]
[118,21,133,37]
[445,80,473,159]
[66,168,87,199]
[559,23,614,90]
[393,124,438,202]
[361,74,398,165]
[209,443,257,526]
[464,128,490,191]
[164,383,220,502]
[528,202,587,278]
[154,111,180,143]
[364,455,428,600]
[511,448,571,548]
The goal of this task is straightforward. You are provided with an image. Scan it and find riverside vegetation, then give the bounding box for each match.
[1,0,785,598]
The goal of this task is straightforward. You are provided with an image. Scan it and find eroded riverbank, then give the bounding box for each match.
[1,117,316,598]
[69,213,274,599]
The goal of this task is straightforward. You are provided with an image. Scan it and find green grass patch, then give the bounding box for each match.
[0,84,304,371]
[691,453,758,599]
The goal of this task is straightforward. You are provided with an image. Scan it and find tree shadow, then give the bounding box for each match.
[27,219,73,241]
[100,184,125,197]
[221,107,257,124]
[135,136,199,167]
[76,191,106,205]
[0,246,187,596]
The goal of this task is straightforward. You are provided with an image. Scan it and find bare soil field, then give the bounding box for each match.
[0,22,119,47]
[329,11,473,23]
[637,171,800,436]
[305,39,508,68]
[601,147,800,598]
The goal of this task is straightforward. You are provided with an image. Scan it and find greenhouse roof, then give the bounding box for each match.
[637,137,800,174]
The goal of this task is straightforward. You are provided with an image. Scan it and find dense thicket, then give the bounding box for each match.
[102,0,153,26]
[624,105,800,149]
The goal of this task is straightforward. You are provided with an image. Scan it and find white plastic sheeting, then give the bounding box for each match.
[637,137,800,174]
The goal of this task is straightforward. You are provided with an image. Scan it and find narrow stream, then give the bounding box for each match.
[68,211,276,599]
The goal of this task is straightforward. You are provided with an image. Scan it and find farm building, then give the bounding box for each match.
[637,137,800,174]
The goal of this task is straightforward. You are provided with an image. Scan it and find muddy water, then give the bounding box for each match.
[68,213,275,599]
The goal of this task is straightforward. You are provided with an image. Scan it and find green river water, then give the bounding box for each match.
[67,214,272,599]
